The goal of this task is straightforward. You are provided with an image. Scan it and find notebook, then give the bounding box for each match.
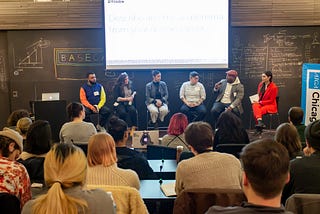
[132,130,160,148]
[249,94,259,104]
[41,92,60,101]
[160,181,176,197]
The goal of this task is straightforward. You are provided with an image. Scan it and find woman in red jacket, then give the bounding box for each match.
[252,71,278,131]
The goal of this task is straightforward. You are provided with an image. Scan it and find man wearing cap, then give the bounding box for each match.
[211,70,244,127]
[0,127,32,208]
[282,119,320,203]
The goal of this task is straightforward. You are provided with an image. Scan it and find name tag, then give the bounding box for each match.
[94,91,100,96]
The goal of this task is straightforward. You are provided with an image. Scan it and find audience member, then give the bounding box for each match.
[206,138,291,213]
[22,143,115,214]
[179,71,207,122]
[16,117,33,145]
[113,72,138,132]
[145,70,169,128]
[282,119,320,202]
[0,128,31,208]
[59,102,97,144]
[18,120,52,185]
[86,133,140,190]
[274,123,303,160]
[7,109,30,129]
[288,106,306,147]
[211,70,244,127]
[252,71,278,133]
[162,113,189,152]
[108,116,157,179]
[80,72,111,132]
[213,111,249,150]
[175,122,242,195]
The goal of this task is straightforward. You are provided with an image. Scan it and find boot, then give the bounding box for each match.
[255,120,266,129]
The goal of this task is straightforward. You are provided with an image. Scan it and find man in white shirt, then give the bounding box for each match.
[179,71,207,122]
[211,70,244,128]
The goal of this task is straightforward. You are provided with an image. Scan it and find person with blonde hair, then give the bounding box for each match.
[86,133,140,190]
[274,123,303,160]
[22,143,115,214]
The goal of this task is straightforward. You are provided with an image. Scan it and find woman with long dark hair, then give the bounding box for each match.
[252,71,278,132]
[113,72,138,133]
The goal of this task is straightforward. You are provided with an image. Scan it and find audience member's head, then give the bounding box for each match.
[108,116,128,143]
[288,107,304,125]
[66,102,85,121]
[16,117,33,137]
[0,128,23,160]
[240,138,289,200]
[7,109,30,127]
[167,113,188,136]
[185,122,213,154]
[275,122,302,159]
[87,133,117,167]
[215,111,246,143]
[32,143,88,213]
[25,120,52,155]
[304,119,320,151]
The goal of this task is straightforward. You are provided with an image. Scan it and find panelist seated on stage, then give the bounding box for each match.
[108,116,157,180]
[251,71,278,132]
[179,71,207,123]
[80,72,111,132]
[175,122,242,195]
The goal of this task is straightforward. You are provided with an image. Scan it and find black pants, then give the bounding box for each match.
[115,104,138,127]
[84,106,111,128]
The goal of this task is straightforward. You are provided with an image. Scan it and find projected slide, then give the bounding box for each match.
[104,0,229,69]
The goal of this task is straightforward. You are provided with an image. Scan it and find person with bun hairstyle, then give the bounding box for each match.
[59,102,97,145]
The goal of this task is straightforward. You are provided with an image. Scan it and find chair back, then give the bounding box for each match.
[215,144,247,158]
[0,193,21,214]
[173,188,246,214]
[285,193,320,214]
[147,144,177,160]
[87,185,148,214]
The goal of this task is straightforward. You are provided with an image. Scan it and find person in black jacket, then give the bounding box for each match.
[18,120,52,185]
[108,116,157,179]
[113,72,137,131]
[213,111,249,150]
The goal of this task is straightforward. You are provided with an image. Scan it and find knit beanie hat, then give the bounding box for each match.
[0,127,23,152]
[305,120,320,143]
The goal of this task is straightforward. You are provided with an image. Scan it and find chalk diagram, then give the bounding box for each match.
[13,38,50,70]
[0,55,8,91]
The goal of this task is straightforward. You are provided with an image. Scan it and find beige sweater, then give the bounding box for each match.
[175,152,242,195]
[86,164,140,190]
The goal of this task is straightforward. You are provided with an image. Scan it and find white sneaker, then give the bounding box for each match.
[96,124,106,132]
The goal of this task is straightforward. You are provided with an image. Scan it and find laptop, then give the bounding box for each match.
[132,130,160,148]
[41,92,60,101]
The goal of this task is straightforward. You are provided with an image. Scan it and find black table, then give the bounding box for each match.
[148,159,177,180]
[140,180,176,214]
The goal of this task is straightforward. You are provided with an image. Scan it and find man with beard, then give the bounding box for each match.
[80,72,111,132]
[210,70,244,128]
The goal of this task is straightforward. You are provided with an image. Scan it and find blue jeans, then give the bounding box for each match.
[180,104,207,122]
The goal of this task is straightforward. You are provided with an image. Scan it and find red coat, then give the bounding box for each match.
[257,81,278,113]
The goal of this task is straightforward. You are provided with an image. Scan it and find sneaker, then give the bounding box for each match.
[96,124,106,132]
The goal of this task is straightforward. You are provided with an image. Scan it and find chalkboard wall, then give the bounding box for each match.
[2,27,320,130]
